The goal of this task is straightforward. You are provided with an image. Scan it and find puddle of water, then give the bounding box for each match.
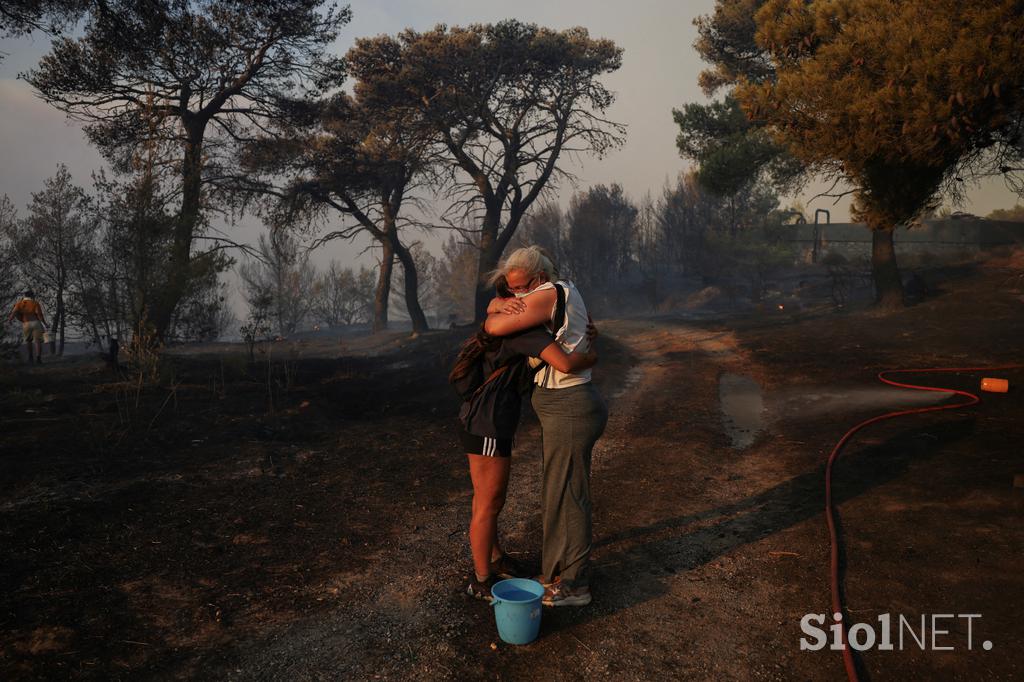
[611,365,644,400]
[716,376,956,451]
[770,387,952,419]
[719,373,765,450]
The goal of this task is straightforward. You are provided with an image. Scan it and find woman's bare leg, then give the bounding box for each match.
[467,454,510,581]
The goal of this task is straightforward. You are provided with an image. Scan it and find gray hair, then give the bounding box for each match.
[487,245,558,287]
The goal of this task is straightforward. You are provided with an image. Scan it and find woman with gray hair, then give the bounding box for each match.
[483,245,608,607]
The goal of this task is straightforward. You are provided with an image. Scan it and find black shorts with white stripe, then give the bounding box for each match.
[459,429,513,458]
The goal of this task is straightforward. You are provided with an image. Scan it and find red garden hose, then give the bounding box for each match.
[824,364,1022,681]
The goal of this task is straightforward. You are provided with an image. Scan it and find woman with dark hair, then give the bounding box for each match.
[483,246,608,607]
[452,277,598,601]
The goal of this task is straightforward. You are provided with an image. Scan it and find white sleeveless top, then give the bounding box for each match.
[525,280,591,389]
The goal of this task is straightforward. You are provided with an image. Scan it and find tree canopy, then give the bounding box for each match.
[684,0,1024,307]
[24,0,350,340]
[742,0,1024,199]
[2,165,94,353]
[674,95,801,197]
[986,204,1024,222]
[242,88,437,333]
[564,184,637,292]
[0,0,87,43]
[693,0,774,97]
[347,20,626,319]
[735,0,1024,306]
[676,1,800,219]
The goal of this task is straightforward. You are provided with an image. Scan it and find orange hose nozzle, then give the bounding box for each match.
[980,377,1009,393]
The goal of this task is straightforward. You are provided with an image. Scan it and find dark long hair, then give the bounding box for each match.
[448,276,511,385]
[448,326,501,385]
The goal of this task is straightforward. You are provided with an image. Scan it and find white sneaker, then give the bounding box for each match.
[542,578,592,607]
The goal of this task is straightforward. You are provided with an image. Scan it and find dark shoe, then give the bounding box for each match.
[466,575,496,602]
[542,577,592,607]
[490,554,529,579]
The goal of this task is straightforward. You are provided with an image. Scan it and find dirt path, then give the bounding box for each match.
[209,318,842,680]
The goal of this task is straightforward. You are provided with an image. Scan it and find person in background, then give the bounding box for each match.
[7,289,48,365]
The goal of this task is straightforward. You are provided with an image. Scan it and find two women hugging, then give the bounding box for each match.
[450,246,608,608]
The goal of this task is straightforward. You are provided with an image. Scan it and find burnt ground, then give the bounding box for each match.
[2,256,1023,681]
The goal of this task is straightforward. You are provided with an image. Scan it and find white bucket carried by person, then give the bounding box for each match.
[42,327,53,344]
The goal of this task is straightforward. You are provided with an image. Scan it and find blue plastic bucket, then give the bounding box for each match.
[491,578,544,644]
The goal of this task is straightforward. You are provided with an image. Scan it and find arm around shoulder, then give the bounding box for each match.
[483,288,557,336]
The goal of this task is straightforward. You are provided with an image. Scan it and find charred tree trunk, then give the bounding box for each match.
[393,241,429,333]
[373,240,394,333]
[151,121,205,344]
[473,202,523,322]
[379,195,428,333]
[473,212,500,322]
[55,234,66,355]
[871,228,904,309]
[51,295,63,356]
[57,293,66,355]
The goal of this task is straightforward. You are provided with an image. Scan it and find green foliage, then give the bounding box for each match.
[679,4,801,224]
[2,165,96,353]
[0,0,87,41]
[169,257,234,342]
[700,221,797,299]
[693,0,774,96]
[240,291,273,363]
[24,0,351,340]
[312,261,375,328]
[675,96,802,196]
[238,231,315,337]
[26,1,349,175]
[513,201,565,266]
[346,19,626,319]
[705,0,1024,307]
[242,76,435,334]
[564,184,638,292]
[0,197,18,347]
[432,235,479,324]
[986,205,1024,222]
[740,0,1024,229]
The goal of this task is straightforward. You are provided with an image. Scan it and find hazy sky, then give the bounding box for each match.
[2,0,1021,273]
